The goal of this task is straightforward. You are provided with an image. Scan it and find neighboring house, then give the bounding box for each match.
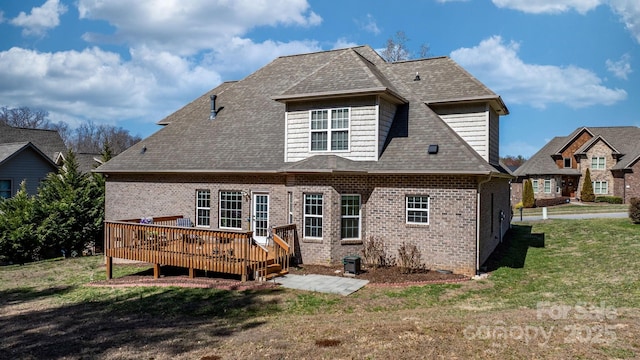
[96,46,512,276]
[56,152,103,174]
[512,126,640,205]
[0,125,66,198]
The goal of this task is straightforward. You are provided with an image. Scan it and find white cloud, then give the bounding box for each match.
[332,38,359,50]
[491,0,602,14]
[357,14,381,35]
[77,0,322,55]
[606,53,632,79]
[451,36,627,109]
[609,0,640,44]
[10,0,67,36]
[0,46,220,128]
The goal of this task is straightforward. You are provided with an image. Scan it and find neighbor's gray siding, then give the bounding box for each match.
[0,147,57,196]
[285,97,379,162]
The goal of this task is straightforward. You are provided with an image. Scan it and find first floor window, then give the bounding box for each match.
[544,179,552,193]
[220,191,243,229]
[341,195,361,239]
[406,195,429,224]
[531,179,539,193]
[0,180,11,199]
[196,190,211,227]
[591,156,606,170]
[593,181,608,194]
[304,194,323,238]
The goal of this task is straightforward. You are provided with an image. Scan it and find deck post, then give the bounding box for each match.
[106,256,113,280]
[153,263,160,279]
[189,267,195,278]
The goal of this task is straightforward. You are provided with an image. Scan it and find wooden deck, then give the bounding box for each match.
[104,216,295,281]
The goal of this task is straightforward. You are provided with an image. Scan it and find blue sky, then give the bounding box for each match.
[1,0,638,158]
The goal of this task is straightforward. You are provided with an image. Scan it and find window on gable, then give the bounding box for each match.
[593,181,608,194]
[591,156,605,170]
[563,158,571,168]
[220,191,243,229]
[406,195,429,224]
[304,194,323,238]
[341,195,361,239]
[310,108,349,151]
[196,190,211,227]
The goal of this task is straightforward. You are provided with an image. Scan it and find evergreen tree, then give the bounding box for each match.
[36,150,103,257]
[630,198,640,224]
[0,181,41,264]
[581,168,595,202]
[522,179,535,208]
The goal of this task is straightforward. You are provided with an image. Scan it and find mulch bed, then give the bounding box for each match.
[87,264,470,291]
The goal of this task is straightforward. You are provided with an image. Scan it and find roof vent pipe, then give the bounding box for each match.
[209,94,217,120]
[414,72,420,81]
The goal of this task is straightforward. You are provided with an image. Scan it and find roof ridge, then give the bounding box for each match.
[276,45,367,59]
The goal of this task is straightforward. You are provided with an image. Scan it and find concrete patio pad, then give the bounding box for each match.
[275,274,369,296]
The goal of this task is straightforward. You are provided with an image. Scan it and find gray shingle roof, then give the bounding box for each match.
[0,126,66,161]
[514,126,640,176]
[0,142,58,167]
[96,46,507,176]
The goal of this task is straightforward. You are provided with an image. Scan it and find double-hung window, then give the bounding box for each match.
[0,180,11,199]
[593,181,608,194]
[220,191,243,229]
[406,195,430,224]
[196,190,211,227]
[304,194,323,238]
[531,179,539,193]
[544,179,551,193]
[341,195,361,239]
[591,156,606,170]
[310,108,349,151]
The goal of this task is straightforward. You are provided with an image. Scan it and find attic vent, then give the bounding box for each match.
[428,144,438,154]
[414,72,420,81]
[209,94,224,120]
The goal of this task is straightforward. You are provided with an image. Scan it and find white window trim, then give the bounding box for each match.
[303,193,323,239]
[406,195,430,225]
[593,181,608,195]
[309,108,351,152]
[195,190,211,227]
[564,157,572,168]
[287,191,294,224]
[544,179,552,194]
[532,179,539,193]
[340,194,361,240]
[591,156,606,170]
[219,190,243,230]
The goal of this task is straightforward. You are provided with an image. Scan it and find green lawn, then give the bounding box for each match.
[1,218,638,359]
[519,203,629,216]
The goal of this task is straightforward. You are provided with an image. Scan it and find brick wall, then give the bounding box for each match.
[624,160,640,202]
[105,173,510,276]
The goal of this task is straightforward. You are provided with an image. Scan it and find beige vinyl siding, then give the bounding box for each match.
[378,98,397,157]
[434,104,490,162]
[285,97,379,162]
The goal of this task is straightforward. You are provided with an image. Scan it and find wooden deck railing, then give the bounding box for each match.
[104,219,270,281]
[273,224,300,266]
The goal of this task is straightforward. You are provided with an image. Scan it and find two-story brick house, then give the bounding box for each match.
[512,126,640,204]
[96,46,512,276]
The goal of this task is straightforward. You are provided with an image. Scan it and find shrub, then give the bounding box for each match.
[595,196,623,204]
[535,197,570,207]
[522,179,535,208]
[397,242,422,274]
[630,198,640,224]
[581,169,595,202]
[514,201,523,209]
[361,236,394,268]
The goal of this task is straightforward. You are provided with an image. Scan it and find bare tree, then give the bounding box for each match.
[0,106,52,129]
[380,31,430,62]
[72,121,141,155]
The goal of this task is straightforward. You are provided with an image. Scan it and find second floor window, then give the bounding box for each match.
[563,158,571,168]
[591,156,606,170]
[310,108,350,151]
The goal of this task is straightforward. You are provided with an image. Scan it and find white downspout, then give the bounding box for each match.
[476,174,493,275]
